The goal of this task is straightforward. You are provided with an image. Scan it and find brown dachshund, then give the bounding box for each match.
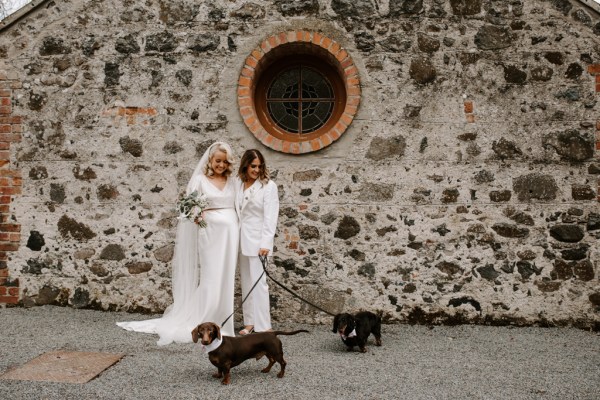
[192,322,309,385]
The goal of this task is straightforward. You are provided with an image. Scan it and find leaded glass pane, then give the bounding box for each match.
[302,68,333,99]
[301,101,333,133]
[268,101,299,133]
[268,69,300,99]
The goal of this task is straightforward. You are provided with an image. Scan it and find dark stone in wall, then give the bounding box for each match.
[492,137,522,160]
[58,215,96,241]
[449,0,481,15]
[409,57,436,84]
[119,137,143,157]
[474,170,494,184]
[358,263,376,278]
[503,65,527,84]
[100,244,126,261]
[506,210,534,226]
[293,169,322,181]
[477,264,500,281]
[104,63,121,86]
[588,213,600,231]
[560,245,588,261]
[489,190,511,202]
[71,287,90,308]
[188,34,220,53]
[376,226,398,236]
[530,66,553,82]
[175,70,192,86]
[334,215,361,239]
[474,25,513,50]
[275,0,319,16]
[320,212,337,225]
[358,183,395,201]
[441,188,459,204]
[231,3,266,19]
[298,225,320,240]
[403,283,417,293]
[572,9,592,27]
[26,231,45,251]
[49,183,65,204]
[115,34,140,54]
[535,280,561,292]
[459,52,480,65]
[89,263,109,277]
[39,37,71,56]
[543,130,594,162]
[436,261,462,276]
[163,141,183,154]
[517,261,539,280]
[28,91,48,111]
[154,244,174,262]
[379,35,412,53]
[97,184,119,200]
[145,31,178,52]
[549,225,584,243]
[389,0,423,15]
[159,0,200,24]
[73,165,97,181]
[571,184,595,201]
[354,32,376,52]
[544,52,564,65]
[574,260,594,281]
[513,173,557,201]
[587,164,600,175]
[347,249,365,261]
[36,285,60,305]
[550,0,572,15]
[491,223,529,238]
[366,136,406,160]
[565,63,583,80]
[82,35,101,56]
[589,292,600,306]
[29,166,48,180]
[517,250,536,260]
[126,261,153,274]
[331,0,376,18]
[280,207,299,219]
[417,33,440,53]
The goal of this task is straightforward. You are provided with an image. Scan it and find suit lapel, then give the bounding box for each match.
[241,180,261,212]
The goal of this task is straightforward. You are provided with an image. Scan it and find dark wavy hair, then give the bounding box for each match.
[238,149,269,184]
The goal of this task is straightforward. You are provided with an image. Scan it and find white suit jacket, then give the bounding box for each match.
[236,178,279,257]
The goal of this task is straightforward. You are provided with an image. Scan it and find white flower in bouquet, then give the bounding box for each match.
[176,190,209,227]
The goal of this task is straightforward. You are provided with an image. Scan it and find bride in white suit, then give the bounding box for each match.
[236,149,279,335]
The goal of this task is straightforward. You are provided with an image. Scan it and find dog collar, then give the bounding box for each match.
[202,337,223,353]
[341,329,357,340]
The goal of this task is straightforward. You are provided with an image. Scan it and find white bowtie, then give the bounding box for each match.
[202,337,223,353]
[341,329,357,340]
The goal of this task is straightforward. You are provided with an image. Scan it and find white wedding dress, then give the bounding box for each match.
[117,143,239,345]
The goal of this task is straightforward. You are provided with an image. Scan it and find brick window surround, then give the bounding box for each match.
[238,31,361,154]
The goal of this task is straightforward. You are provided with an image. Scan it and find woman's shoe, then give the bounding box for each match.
[239,326,254,336]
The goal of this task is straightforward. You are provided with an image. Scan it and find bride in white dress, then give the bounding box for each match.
[117,142,239,344]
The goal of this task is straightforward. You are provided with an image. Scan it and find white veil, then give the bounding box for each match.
[117,141,233,345]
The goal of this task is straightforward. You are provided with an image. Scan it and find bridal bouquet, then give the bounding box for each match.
[176,190,209,227]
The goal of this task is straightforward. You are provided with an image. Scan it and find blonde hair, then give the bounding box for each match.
[204,142,234,177]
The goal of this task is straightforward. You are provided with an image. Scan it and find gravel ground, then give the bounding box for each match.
[0,306,598,399]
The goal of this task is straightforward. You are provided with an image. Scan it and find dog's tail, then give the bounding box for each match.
[272,329,309,336]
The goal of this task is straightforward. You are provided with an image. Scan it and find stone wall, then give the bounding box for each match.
[0,0,599,329]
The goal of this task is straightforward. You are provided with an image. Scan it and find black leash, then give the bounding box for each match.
[220,266,265,328]
[221,255,336,327]
[258,255,336,317]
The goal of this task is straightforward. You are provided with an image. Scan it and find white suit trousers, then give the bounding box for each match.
[240,254,272,332]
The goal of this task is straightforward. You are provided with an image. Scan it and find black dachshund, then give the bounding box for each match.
[332,311,382,353]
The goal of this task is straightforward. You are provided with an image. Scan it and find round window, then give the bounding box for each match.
[238,31,361,154]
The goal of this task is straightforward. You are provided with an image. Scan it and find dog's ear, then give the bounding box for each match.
[212,323,222,340]
[332,314,340,333]
[191,326,199,343]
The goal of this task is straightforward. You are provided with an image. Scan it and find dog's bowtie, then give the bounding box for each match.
[202,337,223,353]
[341,329,357,340]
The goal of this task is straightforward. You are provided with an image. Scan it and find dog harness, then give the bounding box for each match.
[341,329,357,340]
[202,337,223,353]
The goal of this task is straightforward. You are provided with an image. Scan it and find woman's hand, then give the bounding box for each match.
[258,248,270,256]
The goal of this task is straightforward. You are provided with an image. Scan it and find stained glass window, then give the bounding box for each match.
[266,66,334,134]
